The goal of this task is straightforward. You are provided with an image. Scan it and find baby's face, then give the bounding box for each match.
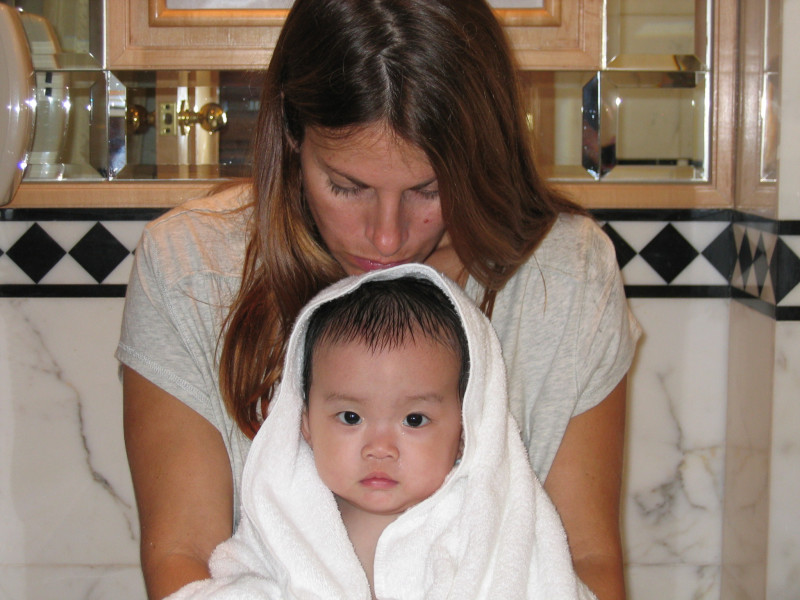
[301,336,463,520]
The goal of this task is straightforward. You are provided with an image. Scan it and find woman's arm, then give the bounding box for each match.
[544,377,628,600]
[123,366,234,600]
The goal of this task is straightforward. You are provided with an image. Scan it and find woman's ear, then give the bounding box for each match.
[300,408,312,446]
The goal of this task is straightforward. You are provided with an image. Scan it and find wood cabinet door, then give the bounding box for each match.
[107,0,602,70]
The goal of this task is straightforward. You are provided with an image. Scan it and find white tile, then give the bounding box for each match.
[671,255,728,286]
[606,221,669,252]
[0,221,35,249]
[0,565,145,600]
[0,299,138,566]
[101,221,148,253]
[103,254,135,286]
[626,564,720,600]
[623,299,728,566]
[0,255,35,284]
[38,255,98,285]
[672,220,730,252]
[35,222,96,253]
[621,254,667,285]
[767,322,800,598]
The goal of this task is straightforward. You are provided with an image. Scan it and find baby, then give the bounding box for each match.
[168,264,594,599]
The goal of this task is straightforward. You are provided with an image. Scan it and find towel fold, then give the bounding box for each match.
[167,264,596,600]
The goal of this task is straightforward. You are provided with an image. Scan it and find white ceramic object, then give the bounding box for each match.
[0,5,35,205]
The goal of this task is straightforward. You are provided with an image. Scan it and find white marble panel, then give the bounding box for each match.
[721,301,773,600]
[0,299,138,571]
[623,298,728,595]
[0,566,145,600]
[766,321,800,598]
[627,564,720,600]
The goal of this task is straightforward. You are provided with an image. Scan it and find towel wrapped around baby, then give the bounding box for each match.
[168,263,596,600]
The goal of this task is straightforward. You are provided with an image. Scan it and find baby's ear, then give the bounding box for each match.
[300,408,312,446]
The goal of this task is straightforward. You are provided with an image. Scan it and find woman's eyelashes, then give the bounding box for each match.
[327,179,440,200]
[328,180,361,197]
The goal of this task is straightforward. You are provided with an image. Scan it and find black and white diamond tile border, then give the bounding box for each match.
[2,208,800,320]
[0,209,163,298]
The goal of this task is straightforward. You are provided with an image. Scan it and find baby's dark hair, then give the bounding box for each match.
[302,276,470,403]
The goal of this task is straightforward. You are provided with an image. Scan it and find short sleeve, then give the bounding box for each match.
[116,227,215,419]
[573,227,641,414]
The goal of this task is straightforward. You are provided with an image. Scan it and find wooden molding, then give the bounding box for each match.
[108,0,591,70]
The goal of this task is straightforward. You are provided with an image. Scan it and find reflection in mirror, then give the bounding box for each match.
[761,0,780,182]
[1,0,104,68]
[23,69,107,181]
[110,71,261,180]
[601,71,708,182]
[522,70,708,183]
[606,0,708,71]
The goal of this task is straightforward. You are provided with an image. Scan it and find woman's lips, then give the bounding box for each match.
[350,256,408,272]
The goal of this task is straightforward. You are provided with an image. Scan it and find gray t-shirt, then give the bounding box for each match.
[117,185,640,523]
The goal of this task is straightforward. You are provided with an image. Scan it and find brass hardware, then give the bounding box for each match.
[159,102,177,136]
[126,104,156,135]
[177,101,228,135]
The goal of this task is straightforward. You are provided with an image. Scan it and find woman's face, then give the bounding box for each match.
[300,123,450,276]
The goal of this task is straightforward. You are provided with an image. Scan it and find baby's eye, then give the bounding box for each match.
[336,411,362,425]
[403,413,430,428]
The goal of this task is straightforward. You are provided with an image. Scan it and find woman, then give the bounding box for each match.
[118,1,640,598]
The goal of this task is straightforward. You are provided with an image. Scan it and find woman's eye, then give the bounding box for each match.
[336,411,362,425]
[328,181,361,197]
[416,189,440,200]
[403,413,430,428]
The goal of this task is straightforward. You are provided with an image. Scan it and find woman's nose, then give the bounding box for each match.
[369,198,404,257]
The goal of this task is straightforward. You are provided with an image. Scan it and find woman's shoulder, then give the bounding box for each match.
[532,212,618,278]
[145,183,252,242]
[138,183,252,281]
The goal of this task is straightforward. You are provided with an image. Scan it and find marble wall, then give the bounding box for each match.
[0,294,737,600]
[4,208,786,599]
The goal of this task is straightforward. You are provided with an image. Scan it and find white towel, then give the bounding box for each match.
[168,264,596,600]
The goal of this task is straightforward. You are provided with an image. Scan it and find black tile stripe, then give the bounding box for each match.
[0,208,167,221]
[0,284,127,298]
[1,207,799,320]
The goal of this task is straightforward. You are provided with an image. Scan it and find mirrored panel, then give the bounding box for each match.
[1,0,104,68]
[598,71,708,181]
[521,69,708,182]
[23,69,107,180]
[760,0,781,182]
[606,0,708,71]
[521,71,597,181]
[111,70,260,180]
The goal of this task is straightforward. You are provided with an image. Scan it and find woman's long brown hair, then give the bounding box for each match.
[219,0,585,436]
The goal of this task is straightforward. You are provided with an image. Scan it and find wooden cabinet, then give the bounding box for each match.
[107,0,602,70]
[9,0,737,210]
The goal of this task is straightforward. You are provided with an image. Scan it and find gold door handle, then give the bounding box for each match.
[177,101,228,134]
[126,104,155,135]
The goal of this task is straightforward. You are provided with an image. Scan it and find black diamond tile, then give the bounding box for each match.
[701,224,736,281]
[6,224,66,283]
[753,234,770,297]
[639,224,699,284]
[770,238,800,304]
[69,223,131,283]
[602,223,637,269]
[738,231,753,282]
